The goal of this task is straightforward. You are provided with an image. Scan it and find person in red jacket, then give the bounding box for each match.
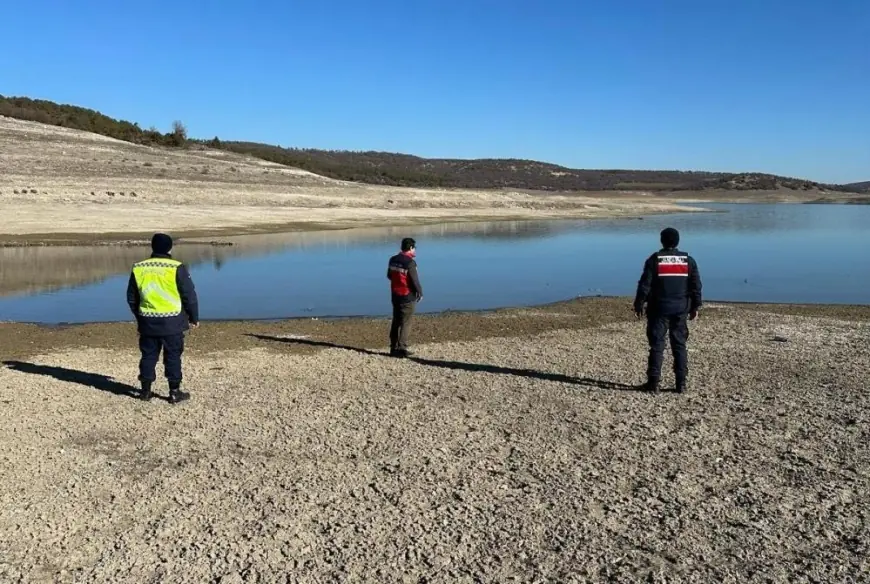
[387,238,423,357]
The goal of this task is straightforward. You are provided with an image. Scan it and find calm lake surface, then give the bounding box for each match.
[1,203,868,324]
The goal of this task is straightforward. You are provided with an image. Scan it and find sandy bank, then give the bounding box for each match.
[1,298,868,582]
[0,200,697,246]
[7,115,865,246]
[0,116,715,245]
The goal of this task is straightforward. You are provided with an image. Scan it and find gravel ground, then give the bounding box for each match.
[1,298,868,583]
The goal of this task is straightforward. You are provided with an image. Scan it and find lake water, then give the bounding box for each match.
[1,203,868,324]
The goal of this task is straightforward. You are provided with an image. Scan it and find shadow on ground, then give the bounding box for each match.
[247,334,662,393]
[2,360,145,399]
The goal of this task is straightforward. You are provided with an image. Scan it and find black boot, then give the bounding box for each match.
[644,378,660,393]
[675,379,687,393]
[140,381,153,401]
[168,385,190,405]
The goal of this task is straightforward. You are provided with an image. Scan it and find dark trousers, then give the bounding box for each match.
[646,313,689,382]
[390,301,416,350]
[139,334,185,387]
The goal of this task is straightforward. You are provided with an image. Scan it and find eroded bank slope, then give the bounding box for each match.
[1,298,868,582]
[1,116,699,244]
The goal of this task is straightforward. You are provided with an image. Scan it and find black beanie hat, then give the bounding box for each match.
[151,233,173,254]
[660,227,680,248]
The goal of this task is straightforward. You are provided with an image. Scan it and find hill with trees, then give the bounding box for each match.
[1,94,862,193]
[842,181,870,193]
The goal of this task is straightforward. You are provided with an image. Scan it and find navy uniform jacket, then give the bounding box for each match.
[634,248,702,316]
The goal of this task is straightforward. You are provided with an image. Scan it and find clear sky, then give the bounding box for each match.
[1,0,867,183]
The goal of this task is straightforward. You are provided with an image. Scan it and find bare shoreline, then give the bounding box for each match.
[0,207,696,247]
[1,297,867,582]
[3,115,863,247]
[1,296,868,355]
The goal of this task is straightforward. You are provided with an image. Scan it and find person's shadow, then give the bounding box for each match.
[3,361,145,400]
[247,334,654,392]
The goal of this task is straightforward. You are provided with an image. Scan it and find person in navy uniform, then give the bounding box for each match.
[127,233,199,403]
[633,227,702,393]
[387,237,423,357]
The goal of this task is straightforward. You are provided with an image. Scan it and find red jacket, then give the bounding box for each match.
[387,251,423,302]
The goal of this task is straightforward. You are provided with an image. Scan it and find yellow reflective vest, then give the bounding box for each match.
[131,258,183,318]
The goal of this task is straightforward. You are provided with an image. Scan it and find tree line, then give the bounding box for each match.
[0,95,189,147]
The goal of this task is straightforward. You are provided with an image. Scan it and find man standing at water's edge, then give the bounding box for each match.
[127,233,199,403]
[634,227,702,393]
[388,237,423,358]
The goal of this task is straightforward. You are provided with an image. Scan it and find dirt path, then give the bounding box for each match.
[1,298,868,582]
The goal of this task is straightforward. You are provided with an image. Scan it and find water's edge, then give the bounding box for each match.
[0,203,715,248]
[6,294,869,329]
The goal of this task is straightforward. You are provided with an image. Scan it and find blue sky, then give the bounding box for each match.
[1,0,867,183]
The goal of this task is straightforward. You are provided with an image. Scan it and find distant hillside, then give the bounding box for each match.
[843,181,870,193]
[0,94,860,193]
[0,94,186,147]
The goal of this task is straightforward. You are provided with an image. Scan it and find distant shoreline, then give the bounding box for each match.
[6,193,870,248]
[0,204,710,247]
[3,114,866,247]
[6,195,867,248]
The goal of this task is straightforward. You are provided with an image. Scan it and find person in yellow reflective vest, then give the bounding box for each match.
[126,233,199,404]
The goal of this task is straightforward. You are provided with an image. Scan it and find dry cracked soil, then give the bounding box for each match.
[0,298,868,583]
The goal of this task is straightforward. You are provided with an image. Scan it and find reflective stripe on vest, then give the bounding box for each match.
[132,258,183,317]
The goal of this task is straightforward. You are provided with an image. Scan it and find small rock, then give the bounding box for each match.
[772,336,788,343]
[218,572,244,584]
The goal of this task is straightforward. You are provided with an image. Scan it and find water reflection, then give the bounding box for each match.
[1,204,868,324]
[0,220,574,298]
